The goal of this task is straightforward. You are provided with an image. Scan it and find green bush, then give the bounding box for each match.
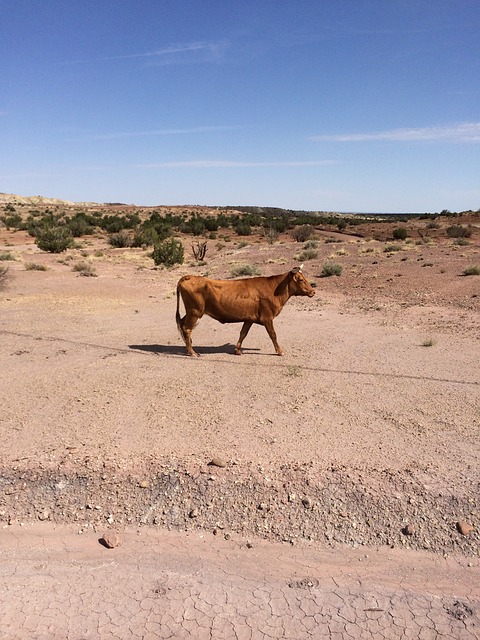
[152,238,184,267]
[392,227,408,240]
[35,225,74,253]
[320,262,343,277]
[234,222,252,236]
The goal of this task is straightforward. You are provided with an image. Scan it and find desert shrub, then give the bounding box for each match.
[72,261,97,277]
[383,244,402,253]
[35,225,74,253]
[454,238,470,246]
[320,262,343,277]
[0,251,16,261]
[446,225,471,238]
[234,222,252,236]
[0,264,11,289]
[204,217,219,232]
[427,221,440,229]
[295,249,318,261]
[325,237,341,243]
[268,217,288,233]
[108,232,131,248]
[2,213,23,229]
[462,265,480,276]
[304,239,318,249]
[422,338,436,347]
[292,224,314,242]
[230,264,260,277]
[67,216,95,237]
[152,238,184,267]
[25,262,47,271]
[392,227,408,240]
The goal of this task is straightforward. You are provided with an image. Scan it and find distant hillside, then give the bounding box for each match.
[0,192,98,207]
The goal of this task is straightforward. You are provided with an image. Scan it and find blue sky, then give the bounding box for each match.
[1,1,479,212]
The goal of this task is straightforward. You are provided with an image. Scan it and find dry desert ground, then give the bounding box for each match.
[1,206,479,638]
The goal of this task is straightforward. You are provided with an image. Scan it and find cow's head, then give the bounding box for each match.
[290,265,316,297]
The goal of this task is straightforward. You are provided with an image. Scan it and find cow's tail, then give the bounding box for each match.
[176,282,184,339]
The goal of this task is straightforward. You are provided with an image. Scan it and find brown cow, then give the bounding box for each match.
[176,266,315,356]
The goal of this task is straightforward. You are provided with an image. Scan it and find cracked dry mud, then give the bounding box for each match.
[1,222,479,638]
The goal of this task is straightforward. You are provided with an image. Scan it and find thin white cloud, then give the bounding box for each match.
[139,160,336,168]
[312,122,480,143]
[60,41,226,66]
[67,126,240,141]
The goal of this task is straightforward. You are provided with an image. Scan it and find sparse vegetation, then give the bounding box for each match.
[325,237,341,243]
[25,262,47,271]
[151,237,184,267]
[0,251,16,261]
[230,264,261,278]
[0,264,11,289]
[384,244,403,253]
[192,241,208,261]
[295,249,318,261]
[72,261,97,277]
[320,262,343,277]
[422,338,436,347]
[446,225,471,238]
[462,265,480,276]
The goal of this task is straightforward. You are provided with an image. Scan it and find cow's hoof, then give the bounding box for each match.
[234,350,243,356]
[187,351,200,357]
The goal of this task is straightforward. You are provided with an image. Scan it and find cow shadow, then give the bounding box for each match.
[128,343,261,356]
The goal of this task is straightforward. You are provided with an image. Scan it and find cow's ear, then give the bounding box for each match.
[291,264,303,274]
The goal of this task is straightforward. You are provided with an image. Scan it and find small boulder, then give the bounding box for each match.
[101,532,121,549]
[457,521,474,536]
[208,457,227,468]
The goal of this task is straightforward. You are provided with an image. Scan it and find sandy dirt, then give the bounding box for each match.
[1,212,479,637]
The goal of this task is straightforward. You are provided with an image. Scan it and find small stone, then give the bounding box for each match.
[208,457,227,468]
[101,532,120,549]
[139,480,150,488]
[38,510,50,521]
[402,524,415,536]
[457,521,474,536]
[246,541,253,549]
[288,493,296,503]
[302,497,312,509]
[189,508,199,518]
[224,533,231,540]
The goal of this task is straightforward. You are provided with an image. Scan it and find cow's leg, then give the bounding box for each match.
[181,312,201,357]
[263,320,284,356]
[235,321,253,355]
